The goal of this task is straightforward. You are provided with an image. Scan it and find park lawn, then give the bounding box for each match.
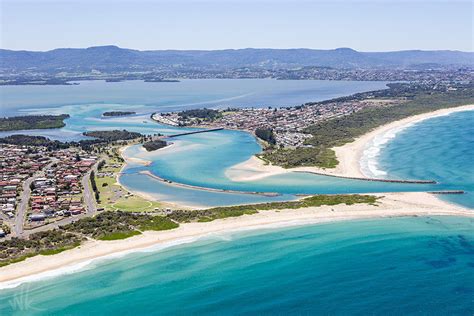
[95,176,118,211]
[101,162,122,174]
[112,195,164,212]
[96,174,164,212]
[96,151,168,212]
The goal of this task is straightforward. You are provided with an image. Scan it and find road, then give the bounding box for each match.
[13,161,60,237]
[14,174,40,237]
[19,213,90,236]
[81,166,98,215]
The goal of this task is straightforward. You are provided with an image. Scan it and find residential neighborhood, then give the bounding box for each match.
[153,98,400,147]
[0,145,51,232]
[0,144,97,237]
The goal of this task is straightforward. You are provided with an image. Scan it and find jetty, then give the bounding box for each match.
[293,171,437,184]
[163,128,224,138]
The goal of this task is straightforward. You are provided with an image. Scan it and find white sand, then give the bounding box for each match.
[119,145,152,166]
[226,104,474,181]
[1,192,472,287]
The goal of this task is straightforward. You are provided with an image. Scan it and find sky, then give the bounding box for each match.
[0,0,472,52]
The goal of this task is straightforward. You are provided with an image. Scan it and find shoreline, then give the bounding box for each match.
[226,104,474,182]
[114,145,182,209]
[1,191,472,289]
[119,144,152,166]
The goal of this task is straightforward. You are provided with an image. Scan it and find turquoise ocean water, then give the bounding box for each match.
[0,217,473,314]
[1,80,473,314]
[378,110,474,208]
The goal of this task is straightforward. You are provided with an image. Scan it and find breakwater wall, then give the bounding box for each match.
[429,190,465,195]
[139,170,280,197]
[293,171,436,184]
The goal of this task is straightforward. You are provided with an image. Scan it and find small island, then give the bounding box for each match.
[143,139,167,151]
[83,130,143,141]
[103,111,136,117]
[143,78,180,83]
[0,114,70,131]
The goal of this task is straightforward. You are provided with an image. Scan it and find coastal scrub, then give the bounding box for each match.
[168,194,379,222]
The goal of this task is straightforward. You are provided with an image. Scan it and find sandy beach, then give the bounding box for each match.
[119,144,152,166]
[1,191,472,288]
[226,104,474,181]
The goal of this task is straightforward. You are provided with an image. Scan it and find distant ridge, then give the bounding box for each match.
[1,46,472,71]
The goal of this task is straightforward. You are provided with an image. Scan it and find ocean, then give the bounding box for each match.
[0,217,473,314]
[0,79,473,314]
[377,110,474,209]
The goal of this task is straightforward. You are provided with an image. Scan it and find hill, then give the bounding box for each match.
[1,46,472,72]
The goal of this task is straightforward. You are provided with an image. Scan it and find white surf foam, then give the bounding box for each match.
[0,212,391,292]
[359,109,472,178]
[0,218,365,290]
[0,235,208,290]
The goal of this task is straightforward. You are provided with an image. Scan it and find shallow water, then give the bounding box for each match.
[1,217,473,315]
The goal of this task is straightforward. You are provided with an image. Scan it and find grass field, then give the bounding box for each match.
[96,154,166,212]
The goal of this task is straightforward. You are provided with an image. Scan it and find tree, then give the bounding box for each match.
[255,128,276,146]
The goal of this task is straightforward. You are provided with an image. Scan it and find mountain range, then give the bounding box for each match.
[1,46,472,72]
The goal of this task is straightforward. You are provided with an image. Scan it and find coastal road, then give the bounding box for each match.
[20,213,90,237]
[81,166,98,215]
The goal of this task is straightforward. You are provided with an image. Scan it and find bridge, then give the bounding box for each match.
[162,128,224,138]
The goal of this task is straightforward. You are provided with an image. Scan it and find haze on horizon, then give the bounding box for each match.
[0,0,473,52]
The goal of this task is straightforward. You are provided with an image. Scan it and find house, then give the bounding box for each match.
[29,214,46,221]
